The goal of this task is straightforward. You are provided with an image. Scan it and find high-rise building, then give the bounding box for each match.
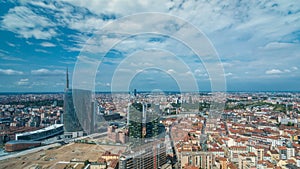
[63,68,95,136]
[63,68,80,133]
[119,141,167,169]
[128,102,159,145]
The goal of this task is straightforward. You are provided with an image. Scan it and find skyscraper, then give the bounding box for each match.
[63,68,95,136]
[63,68,83,133]
[128,102,159,145]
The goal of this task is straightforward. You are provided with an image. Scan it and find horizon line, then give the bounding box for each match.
[0,90,300,94]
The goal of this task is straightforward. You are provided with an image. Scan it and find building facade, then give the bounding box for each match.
[119,141,166,169]
[63,68,95,136]
[128,102,159,145]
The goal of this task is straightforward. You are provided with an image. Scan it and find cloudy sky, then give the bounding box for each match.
[0,0,299,92]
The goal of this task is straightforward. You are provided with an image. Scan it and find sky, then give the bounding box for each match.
[0,0,299,92]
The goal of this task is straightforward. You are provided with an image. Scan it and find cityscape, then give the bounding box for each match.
[1,1,300,169]
[1,84,300,168]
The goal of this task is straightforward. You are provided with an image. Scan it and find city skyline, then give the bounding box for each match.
[0,0,299,92]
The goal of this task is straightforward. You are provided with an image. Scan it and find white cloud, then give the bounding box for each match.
[1,6,57,39]
[68,16,109,33]
[194,69,203,74]
[40,42,56,47]
[233,1,300,40]
[32,82,47,86]
[61,0,167,16]
[6,42,16,47]
[77,55,99,65]
[265,66,298,75]
[28,1,58,11]
[0,0,299,91]
[0,50,25,61]
[25,41,33,45]
[0,69,23,75]
[35,49,50,53]
[263,42,296,49]
[0,54,25,61]
[265,69,283,75]
[56,0,299,42]
[194,69,208,77]
[116,68,132,73]
[167,69,176,74]
[225,72,233,77]
[184,71,193,75]
[31,68,64,75]
[17,78,29,86]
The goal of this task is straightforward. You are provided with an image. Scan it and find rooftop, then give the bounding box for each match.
[15,124,63,137]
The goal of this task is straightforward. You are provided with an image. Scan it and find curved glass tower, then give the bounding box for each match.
[63,68,94,134]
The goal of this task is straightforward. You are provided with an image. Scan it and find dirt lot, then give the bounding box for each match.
[0,143,126,169]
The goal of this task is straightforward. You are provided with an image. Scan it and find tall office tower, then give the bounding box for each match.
[128,102,160,145]
[119,141,167,169]
[72,89,95,134]
[63,67,83,133]
[128,102,143,144]
[63,68,95,135]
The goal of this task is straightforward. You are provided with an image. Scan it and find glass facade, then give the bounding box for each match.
[63,89,95,134]
[63,89,83,132]
[128,102,160,145]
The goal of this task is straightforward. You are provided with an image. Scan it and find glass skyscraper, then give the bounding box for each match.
[63,68,95,135]
[128,102,160,145]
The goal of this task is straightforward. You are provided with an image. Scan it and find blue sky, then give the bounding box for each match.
[0,0,299,92]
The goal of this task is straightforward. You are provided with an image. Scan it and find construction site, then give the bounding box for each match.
[0,142,127,169]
